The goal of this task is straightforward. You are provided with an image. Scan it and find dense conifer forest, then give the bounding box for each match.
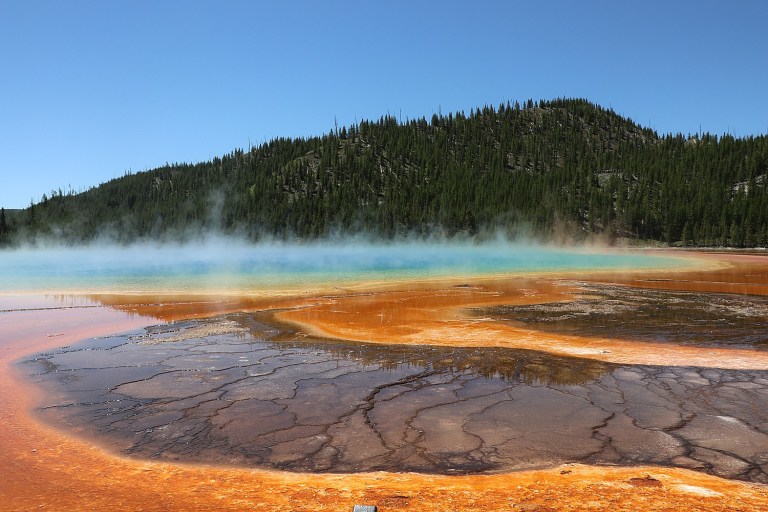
[2,98,767,247]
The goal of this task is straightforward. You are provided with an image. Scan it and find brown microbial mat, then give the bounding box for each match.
[21,313,768,483]
[481,282,768,349]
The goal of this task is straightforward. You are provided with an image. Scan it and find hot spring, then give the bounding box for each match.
[5,242,768,485]
[0,241,687,293]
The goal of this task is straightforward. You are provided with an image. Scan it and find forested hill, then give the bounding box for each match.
[2,98,767,247]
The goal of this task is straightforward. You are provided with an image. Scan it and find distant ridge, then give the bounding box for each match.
[3,98,767,247]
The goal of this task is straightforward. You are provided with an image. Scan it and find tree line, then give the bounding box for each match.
[3,98,767,247]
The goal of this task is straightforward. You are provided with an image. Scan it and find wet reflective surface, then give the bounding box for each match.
[21,312,768,483]
[483,282,768,349]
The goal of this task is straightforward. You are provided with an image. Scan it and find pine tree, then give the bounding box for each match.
[0,207,8,245]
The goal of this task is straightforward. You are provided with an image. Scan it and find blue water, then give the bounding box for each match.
[0,241,685,293]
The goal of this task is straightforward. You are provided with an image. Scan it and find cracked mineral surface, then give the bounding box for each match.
[22,310,768,483]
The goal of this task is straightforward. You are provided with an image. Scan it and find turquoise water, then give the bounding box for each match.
[0,242,685,293]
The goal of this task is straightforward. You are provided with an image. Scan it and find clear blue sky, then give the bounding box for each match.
[1,0,767,209]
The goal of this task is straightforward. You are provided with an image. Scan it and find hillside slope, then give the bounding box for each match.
[4,98,767,246]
